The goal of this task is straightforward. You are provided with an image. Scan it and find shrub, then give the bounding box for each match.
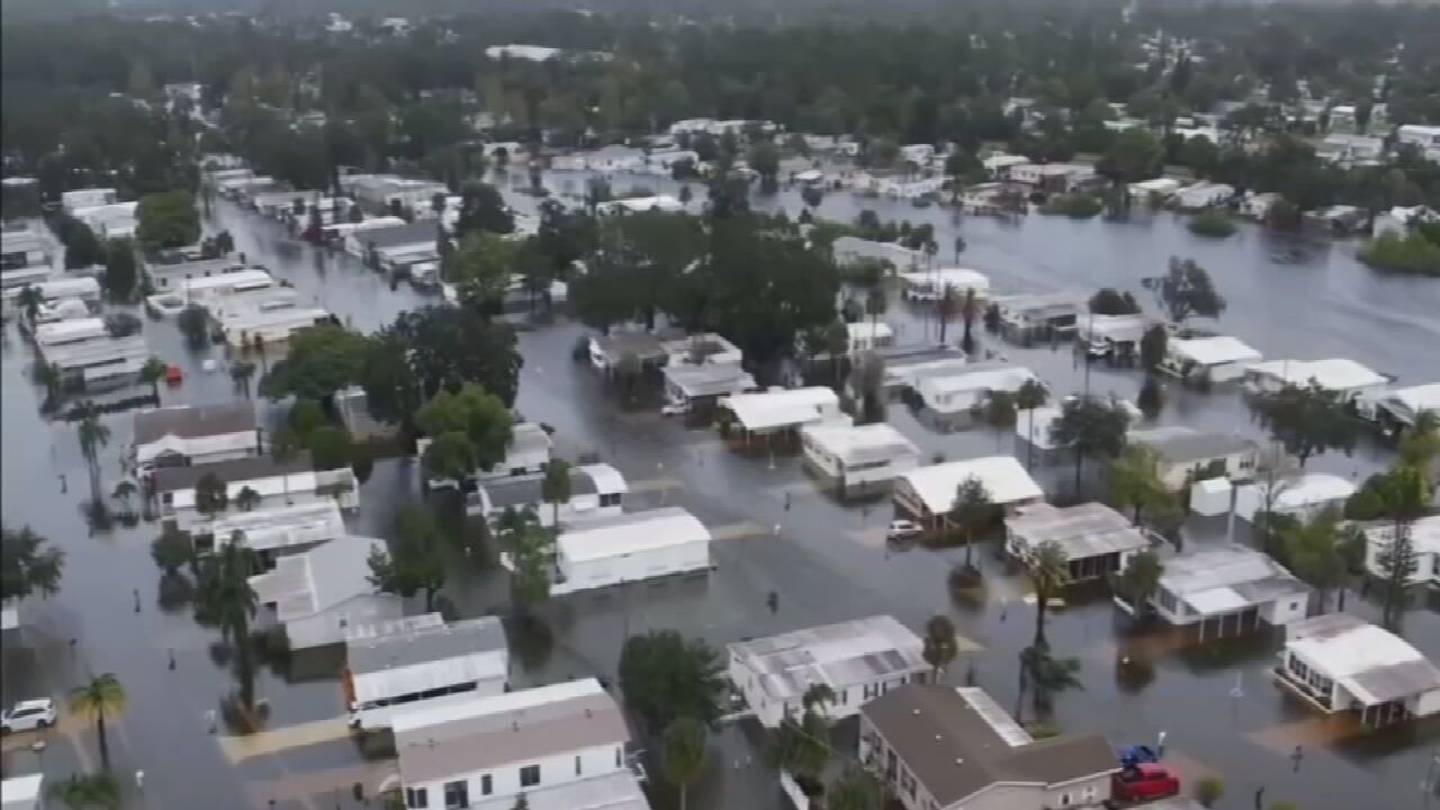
[1358,231,1440,276]
[1188,208,1237,237]
[1039,193,1103,219]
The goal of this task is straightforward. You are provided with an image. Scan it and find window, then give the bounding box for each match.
[480,775,491,796]
[520,764,541,787]
[443,780,468,809]
[863,682,880,700]
[405,787,428,809]
[600,492,622,507]
[1060,793,1071,806]
[575,755,583,776]
[616,747,623,768]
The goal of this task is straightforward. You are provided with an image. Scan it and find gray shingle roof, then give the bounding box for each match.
[151,452,314,493]
[347,616,507,676]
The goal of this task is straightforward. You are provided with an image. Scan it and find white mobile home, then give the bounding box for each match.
[1277,613,1440,725]
[61,188,117,213]
[1127,426,1260,490]
[915,363,1038,415]
[1173,182,1234,210]
[729,615,929,728]
[392,679,647,810]
[1148,545,1310,640]
[1005,502,1150,581]
[1161,335,1263,384]
[344,614,510,731]
[662,363,756,414]
[801,422,920,492]
[542,507,712,595]
[1234,473,1357,523]
[248,535,402,650]
[1244,358,1389,401]
[898,268,990,303]
[468,463,627,525]
[218,305,330,349]
[1365,382,1440,430]
[152,453,361,531]
[845,321,895,353]
[193,500,347,559]
[132,402,260,475]
[720,386,848,440]
[893,456,1044,531]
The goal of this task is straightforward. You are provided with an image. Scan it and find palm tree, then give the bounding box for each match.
[959,287,980,354]
[17,285,43,322]
[110,480,138,513]
[662,716,709,810]
[234,485,262,512]
[541,459,572,532]
[76,404,111,500]
[865,286,887,336]
[1024,541,1071,649]
[229,361,257,398]
[69,674,126,770]
[950,476,992,570]
[196,542,259,707]
[138,357,167,403]
[1019,644,1083,716]
[1375,464,1429,630]
[48,772,120,810]
[953,235,967,262]
[1015,379,1049,471]
[922,614,959,680]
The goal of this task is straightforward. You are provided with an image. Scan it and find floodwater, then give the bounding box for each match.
[2,176,1438,810]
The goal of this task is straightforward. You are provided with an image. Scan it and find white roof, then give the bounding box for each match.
[199,500,346,552]
[577,462,628,496]
[1286,613,1440,705]
[1079,314,1154,343]
[899,268,991,293]
[31,276,100,300]
[347,616,508,705]
[1013,406,1065,449]
[847,321,894,342]
[1006,502,1150,561]
[33,317,107,346]
[1246,358,1387,392]
[721,386,842,432]
[729,615,926,702]
[1273,473,1357,510]
[248,535,384,622]
[983,154,1031,170]
[393,677,605,736]
[599,195,684,214]
[801,423,919,466]
[1,773,43,802]
[182,269,274,295]
[1366,514,1440,557]
[921,365,1037,398]
[1158,545,1308,616]
[558,507,709,564]
[1170,335,1262,367]
[899,456,1044,512]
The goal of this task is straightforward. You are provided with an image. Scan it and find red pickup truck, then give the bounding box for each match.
[1111,763,1181,802]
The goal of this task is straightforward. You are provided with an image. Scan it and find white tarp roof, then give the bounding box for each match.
[558,507,710,564]
[1169,335,1262,367]
[1246,358,1387,392]
[899,456,1043,512]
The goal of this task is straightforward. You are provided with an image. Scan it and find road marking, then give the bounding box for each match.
[711,521,769,541]
[218,716,351,763]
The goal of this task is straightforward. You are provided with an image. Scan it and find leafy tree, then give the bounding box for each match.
[1022,541,1071,648]
[136,190,200,251]
[662,717,709,810]
[229,361,257,399]
[1,525,65,601]
[496,508,552,619]
[139,357,167,402]
[1283,508,1347,613]
[1139,324,1167,371]
[150,526,192,576]
[922,614,959,679]
[747,142,780,190]
[1108,445,1178,529]
[1111,550,1163,616]
[827,767,887,810]
[287,399,328,444]
[453,181,514,237]
[1373,465,1429,631]
[177,304,211,350]
[1088,288,1142,315]
[1019,644,1083,716]
[234,486,261,512]
[423,432,477,482]
[951,476,993,570]
[1148,257,1225,324]
[937,285,958,344]
[101,312,139,338]
[974,389,1017,450]
[69,673,126,770]
[1099,128,1163,183]
[619,630,726,734]
[367,505,446,612]
[415,383,514,473]
[1188,209,1237,238]
[195,472,229,519]
[1137,375,1164,420]
[385,307,522,407]
[449,231,519,312]
[541,459,573,529]
[259,324,371,402]
[959,287,981,354]
[47,772,120,810]
[62,221,104,270]
[1050,396,1131,496]
[1248,381,1359,467]
[307,426,352,471]
[101,239,138,301]
[16,285,45,321]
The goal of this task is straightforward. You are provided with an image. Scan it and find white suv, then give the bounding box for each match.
[1,698,56,733]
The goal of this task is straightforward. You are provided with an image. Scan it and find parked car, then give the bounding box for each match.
[1111,763,1180,802]
[886,519,923,542]
[1116,744,1160,767]
[165,364,184,385]
[1,698,56,733]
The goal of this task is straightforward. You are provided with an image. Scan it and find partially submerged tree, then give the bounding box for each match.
[922,614,960,679]
[619,630,725,735]
[662,716,709,810]
[1147,256,1225,325]
[367,505,446,612]
[1049,396,1131,497]
[1111,550,1163,616]
[1282,508,1347,613]
[69,673,127,770]
[950,476,992,570]
[1248,381,1359,467]
[1,525,65,601]
[1023,541,1071,649]
[1015,379,1049,470]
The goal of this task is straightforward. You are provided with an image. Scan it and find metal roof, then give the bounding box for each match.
[1246,358,1387,392]
[1128,426,1258,465]
[151,453,314,493]
[134,402,257,445]
[800,423,920,467]
[1169,335,1262,367]
[196,500,345,552]
[247,535,385,622]
[1286,613,1440,706]
[1006,502,1149,561]
[557,507,710,564]
[347,616,508,705]
[898,456,1044,513]
[663,363,755,398]
[480,463,625,511]
[1158,545,1308,617]
[464,770,649,810]
[729,615,926,702]
[721,386,843,433]
[862,685,1117,806]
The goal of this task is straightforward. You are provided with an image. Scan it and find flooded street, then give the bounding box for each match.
[3,180,1439,810]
